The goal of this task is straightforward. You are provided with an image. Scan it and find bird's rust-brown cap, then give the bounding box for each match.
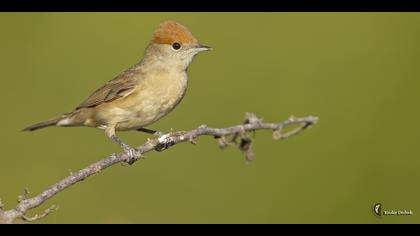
[151,20,198,45]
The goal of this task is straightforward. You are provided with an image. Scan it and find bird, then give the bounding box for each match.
[23,20,211,162]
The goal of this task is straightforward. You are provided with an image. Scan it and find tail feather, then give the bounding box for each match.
[22,117,62,132]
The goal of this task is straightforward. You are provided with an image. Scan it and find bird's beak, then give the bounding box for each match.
[195,44,212,52]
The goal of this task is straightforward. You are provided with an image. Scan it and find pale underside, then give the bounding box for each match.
[60,66,188,131]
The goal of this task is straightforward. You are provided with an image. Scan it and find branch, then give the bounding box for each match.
[0,113,318,224]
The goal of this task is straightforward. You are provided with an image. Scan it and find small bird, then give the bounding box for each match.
[23,20,211,161]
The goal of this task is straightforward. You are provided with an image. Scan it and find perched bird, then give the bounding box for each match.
[23,20,211,161]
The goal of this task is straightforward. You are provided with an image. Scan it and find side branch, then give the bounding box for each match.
[0,113,318,224]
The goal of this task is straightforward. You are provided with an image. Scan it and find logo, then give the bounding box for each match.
[373,203,382,217]
[372,202,413,218]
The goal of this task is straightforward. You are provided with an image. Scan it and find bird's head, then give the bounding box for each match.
[143,21,211,71]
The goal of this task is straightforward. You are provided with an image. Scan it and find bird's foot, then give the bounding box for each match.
[155,133,175,152]
[122,144,140,165]
[153,131,164,137]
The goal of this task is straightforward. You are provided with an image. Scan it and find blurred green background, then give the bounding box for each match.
[0,13,419,224]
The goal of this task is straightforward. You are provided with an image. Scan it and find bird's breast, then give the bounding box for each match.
[111,71,188,130]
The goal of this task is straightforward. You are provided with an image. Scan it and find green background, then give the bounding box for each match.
[0,13,419,224]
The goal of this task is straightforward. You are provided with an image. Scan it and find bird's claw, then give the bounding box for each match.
[122,145,140,165]
[155,133,175,151]
[153,131,164,137]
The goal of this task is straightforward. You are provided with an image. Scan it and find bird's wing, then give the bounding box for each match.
[76,67,141,109]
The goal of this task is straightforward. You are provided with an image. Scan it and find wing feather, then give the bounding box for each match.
[76,66,141,109]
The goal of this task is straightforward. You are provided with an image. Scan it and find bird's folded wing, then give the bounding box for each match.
[76,69,140,109]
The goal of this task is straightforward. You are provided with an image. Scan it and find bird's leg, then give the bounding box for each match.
[106,126,139,164]
[111,135,139,165]
[137,127,164,137]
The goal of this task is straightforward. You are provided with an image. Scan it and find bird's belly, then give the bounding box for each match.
[97,74,187,131]
[116,95,182,130]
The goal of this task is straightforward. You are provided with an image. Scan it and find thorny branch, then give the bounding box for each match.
[0,113,318,224]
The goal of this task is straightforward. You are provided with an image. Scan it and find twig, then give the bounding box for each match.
[0,113,318,224]
[21,205,58,222]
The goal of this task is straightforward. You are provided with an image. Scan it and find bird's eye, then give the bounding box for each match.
[172,42,181,50]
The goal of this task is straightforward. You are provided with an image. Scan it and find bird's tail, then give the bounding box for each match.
[22,117,62,131]
[22,112,74,132]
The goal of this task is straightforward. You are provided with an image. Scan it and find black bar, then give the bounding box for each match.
[0,0,420,12]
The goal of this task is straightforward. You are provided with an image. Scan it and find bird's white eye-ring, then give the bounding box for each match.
[172,42,181,50]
